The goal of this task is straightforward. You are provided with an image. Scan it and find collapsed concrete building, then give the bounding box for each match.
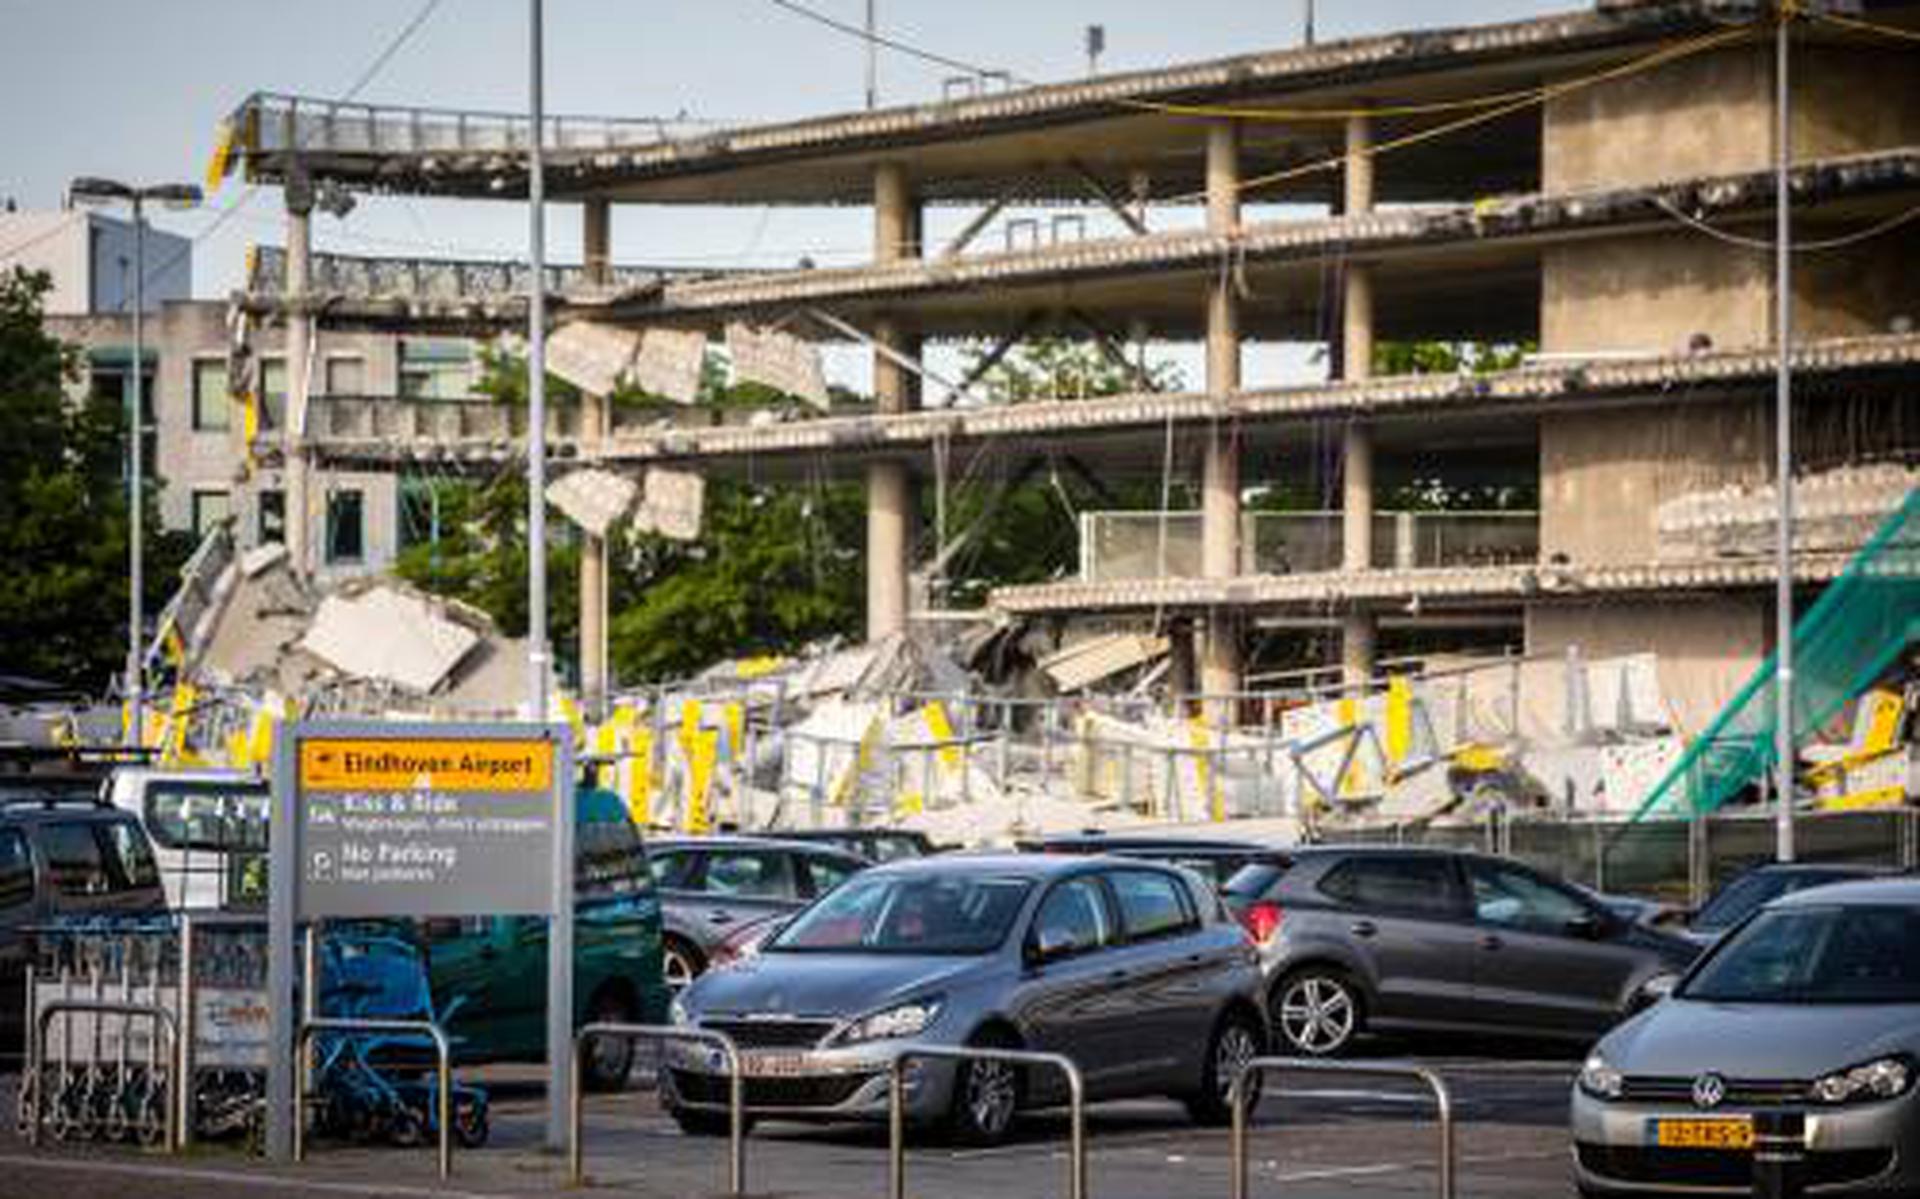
[207,2,1919,782]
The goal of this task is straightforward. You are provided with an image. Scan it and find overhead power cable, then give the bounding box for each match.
[1652,194,1920,253]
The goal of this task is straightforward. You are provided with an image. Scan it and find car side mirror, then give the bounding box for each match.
[1565,913,1606,940]
[1028,926,1080,965]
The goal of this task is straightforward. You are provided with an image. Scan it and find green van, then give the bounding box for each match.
[114,771,669,1090]
[418,787,669,1090]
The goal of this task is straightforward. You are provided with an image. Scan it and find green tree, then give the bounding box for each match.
[0,268,188,692]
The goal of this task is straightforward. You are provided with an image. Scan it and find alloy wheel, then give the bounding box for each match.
[1278,975,1356,1054]
[965,1059,1018,1138]
[1215,1022,1261,1105]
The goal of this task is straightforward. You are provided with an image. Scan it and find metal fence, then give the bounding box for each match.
[1078,510,1539,581]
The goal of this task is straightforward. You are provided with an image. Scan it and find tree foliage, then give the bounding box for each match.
[0,268,188,692]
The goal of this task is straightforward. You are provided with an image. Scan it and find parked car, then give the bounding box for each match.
[1221,846,1698,1056]
[662,853,1267,1143]
[1021,832,1269,889]
[1573,878,1920,1197]
[769,827,941,863]
[648,835,871,990]
[0,793,169,1056]
[1679,862,1891,946]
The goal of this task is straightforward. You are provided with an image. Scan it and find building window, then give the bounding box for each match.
[192,359,230,431]
[190,489,231,538]
[326,490,365,564]
[324,355,365,395]
[257,489,285,546]
[259,356,286,432]
[399,340,471,399]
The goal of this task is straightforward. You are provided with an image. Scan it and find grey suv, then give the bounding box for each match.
[664,853,1267,1143]
[649,836,870,990]
[1222,847,1697,1056]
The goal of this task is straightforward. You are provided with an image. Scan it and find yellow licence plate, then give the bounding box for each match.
[1654,1118,1755,1150]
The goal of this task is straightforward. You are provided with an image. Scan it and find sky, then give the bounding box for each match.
[0,0,1572,387]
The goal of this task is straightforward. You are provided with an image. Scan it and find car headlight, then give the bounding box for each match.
[669,994,691,1028]
[1812,1056,1913,1105]
[836,999,941,1045]
[1579,1052,1624,1100]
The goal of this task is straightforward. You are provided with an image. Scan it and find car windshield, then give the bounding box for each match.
[1692,869,1859,932]
[1683,903,1920,1003]
[768,872,1032,954]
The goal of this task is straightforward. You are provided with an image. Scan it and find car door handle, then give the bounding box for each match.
[1106,968,1130,983]
[707,911,735,924]
[1481,934,1504,951]
[1350,920,1378,938]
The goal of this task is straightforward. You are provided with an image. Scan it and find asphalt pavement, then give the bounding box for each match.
[0,1041,1584,1199]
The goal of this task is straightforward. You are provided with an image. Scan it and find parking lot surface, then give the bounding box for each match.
[0,1047,1581,1199]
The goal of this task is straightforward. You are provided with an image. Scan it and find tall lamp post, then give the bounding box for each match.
[67,177,202,748]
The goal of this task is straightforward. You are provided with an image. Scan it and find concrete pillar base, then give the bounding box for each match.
[1342,612,1378,691]
[867,461,910,641]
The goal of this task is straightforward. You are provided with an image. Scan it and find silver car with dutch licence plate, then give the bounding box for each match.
[661,853,1267,1144]
[1573,878,1920,1197]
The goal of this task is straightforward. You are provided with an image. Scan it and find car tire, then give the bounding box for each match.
[581,990,638,1093]
[1184,1009,1266,1126]
[1271,967,1363,1057]
[946,1029,1024,1147]
[662,936,705,994]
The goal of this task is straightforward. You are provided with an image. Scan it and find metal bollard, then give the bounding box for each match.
[569,1023,744,1195]
[1752,1109,1807,1199]
[1230,1057,1452,1199]
[887,1045,1086,1199]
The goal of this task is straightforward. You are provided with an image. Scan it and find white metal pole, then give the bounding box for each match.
[1773,3,1796,863]
[127,196,146,747]
[528,0,550,724]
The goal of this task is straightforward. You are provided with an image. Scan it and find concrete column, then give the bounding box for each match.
[1341,115,1378,687]
[867,163,920,641]
[284,196,313,578]
[578,199,612,715]
[1200,121,1243,705]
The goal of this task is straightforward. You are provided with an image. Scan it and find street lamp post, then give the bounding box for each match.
[67,177,202,749]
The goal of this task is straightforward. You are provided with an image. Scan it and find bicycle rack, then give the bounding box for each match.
[888,1045,1087,1199]
[295,1017,454,1180]
[27,999,180,1152]
[568,1023,745,1194]
[1229,1057,1454,1199]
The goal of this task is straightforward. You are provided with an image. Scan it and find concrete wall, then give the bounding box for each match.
[1541,231,1771,355]
[1544,44,1920,194]
[1538,398,1770,566]
[1526,596,1767,735]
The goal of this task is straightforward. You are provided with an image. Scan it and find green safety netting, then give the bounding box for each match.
[1630,486,1920,821]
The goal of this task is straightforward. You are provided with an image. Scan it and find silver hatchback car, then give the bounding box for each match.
[663,853,1267,1143]
[1572,878,1920,1197]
